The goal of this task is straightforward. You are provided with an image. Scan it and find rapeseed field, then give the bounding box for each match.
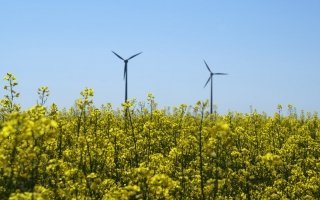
[1,73,319,199]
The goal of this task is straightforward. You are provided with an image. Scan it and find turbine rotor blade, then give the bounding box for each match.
[128,52,142,60]
[204,75,212,88]
[124,64,127,79]
[204,60,212,73]
[112,51,124,60]
[214,73,228,75]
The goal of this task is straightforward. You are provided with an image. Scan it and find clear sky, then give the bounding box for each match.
[1,1,319,115]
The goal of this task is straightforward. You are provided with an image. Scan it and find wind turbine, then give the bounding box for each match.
[112,51,142,102]
[203,60,228,114]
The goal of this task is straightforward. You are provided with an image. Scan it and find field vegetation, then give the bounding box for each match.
[1,73,319,199]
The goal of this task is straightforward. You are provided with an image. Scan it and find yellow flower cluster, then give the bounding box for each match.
[1,73,21,117]
[0,73,320,199]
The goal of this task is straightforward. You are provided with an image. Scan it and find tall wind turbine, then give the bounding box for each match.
[203,60,228,114]
[112,51,142,102]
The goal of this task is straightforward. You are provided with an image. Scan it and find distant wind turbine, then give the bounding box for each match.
[112,51,142,102]
[203,60,228,114]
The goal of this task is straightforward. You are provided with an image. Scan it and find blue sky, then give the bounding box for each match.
[1,1,319,115]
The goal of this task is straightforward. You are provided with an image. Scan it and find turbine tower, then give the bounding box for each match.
[203,60,228,114]
[112,51,142,102]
